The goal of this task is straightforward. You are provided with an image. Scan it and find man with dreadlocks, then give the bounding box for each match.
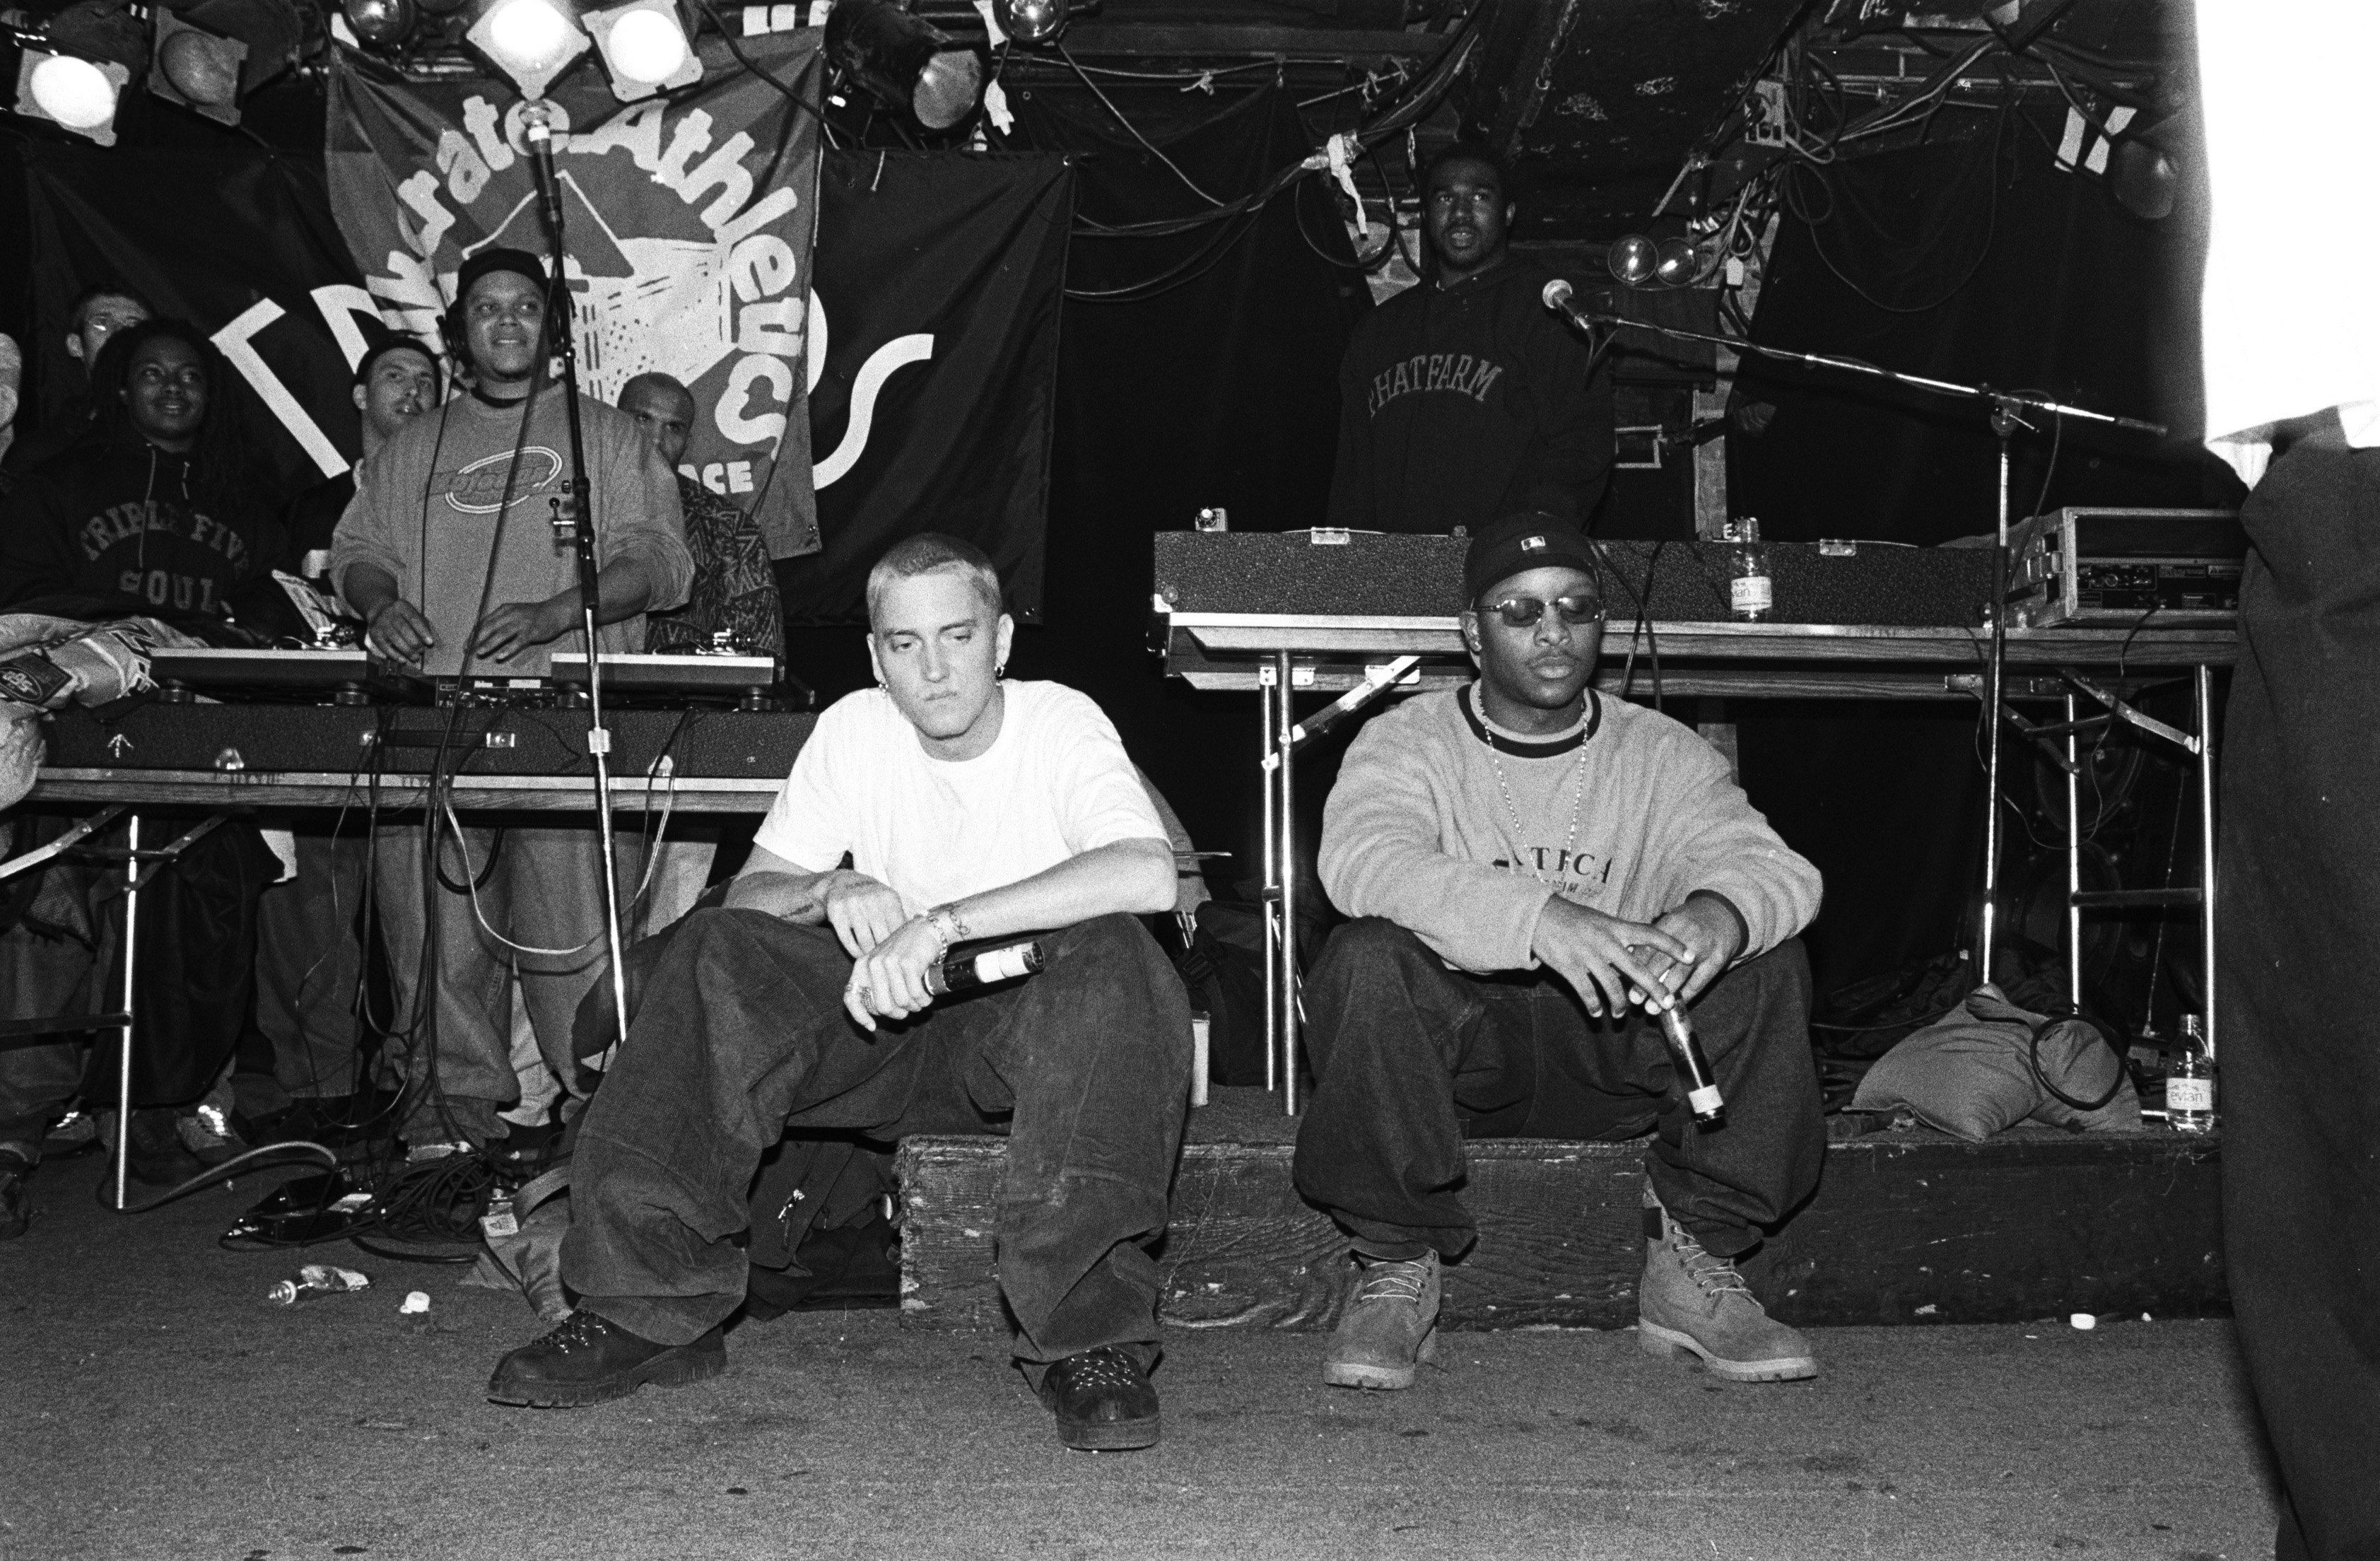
[0,318,278,627]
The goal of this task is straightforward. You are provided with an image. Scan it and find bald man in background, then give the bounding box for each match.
[615,373,786,935]
[617,373,782,665]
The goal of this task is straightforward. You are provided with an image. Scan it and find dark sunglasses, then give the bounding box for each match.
[1475,593,1605,629]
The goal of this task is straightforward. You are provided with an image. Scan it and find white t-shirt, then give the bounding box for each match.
[752,679,1166,914]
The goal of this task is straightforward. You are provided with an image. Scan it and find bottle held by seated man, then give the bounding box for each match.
[486,532,1193,1454]
[1294,511,1829,1391]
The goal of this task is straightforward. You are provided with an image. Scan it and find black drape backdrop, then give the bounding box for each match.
[1725,121,2236,993]
[780,86,1368,874]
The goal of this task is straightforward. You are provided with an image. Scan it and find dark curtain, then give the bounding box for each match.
[1725,120,2237,993]
[785,151,1073,622]
[782,86,1369,872]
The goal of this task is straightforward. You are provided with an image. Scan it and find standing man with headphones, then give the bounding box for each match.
[329,247,691,1158]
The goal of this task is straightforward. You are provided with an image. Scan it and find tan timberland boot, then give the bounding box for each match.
[1636,1185,1819,1382]
[1321,1250,1441,1390]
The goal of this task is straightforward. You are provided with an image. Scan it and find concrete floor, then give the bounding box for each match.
[1,1158,2278,1561]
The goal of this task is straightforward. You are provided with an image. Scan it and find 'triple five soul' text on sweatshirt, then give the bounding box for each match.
[1326,257,1614,535]
[0,433,279,627]
[1319,685,1822,975]
[329,387,691,679]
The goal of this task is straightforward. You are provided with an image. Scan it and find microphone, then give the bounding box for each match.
[1541,277,1598,330]
[1542,278,1619,378]
[1656,1004,1728,1127]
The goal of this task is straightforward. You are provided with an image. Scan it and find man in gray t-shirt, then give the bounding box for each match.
[331,248,691,1155]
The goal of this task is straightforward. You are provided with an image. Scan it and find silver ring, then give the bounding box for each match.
[857,986,873,1011]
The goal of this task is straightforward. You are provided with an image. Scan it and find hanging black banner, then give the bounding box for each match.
[20,146,371,494]
[17,138,1069,619]
[790,150,1072,624]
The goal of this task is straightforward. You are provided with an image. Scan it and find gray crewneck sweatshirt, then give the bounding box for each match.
[329,387,691,679]
[1319,684,1822,974]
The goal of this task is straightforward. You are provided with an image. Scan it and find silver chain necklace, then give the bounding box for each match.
[1475,687,1590,884]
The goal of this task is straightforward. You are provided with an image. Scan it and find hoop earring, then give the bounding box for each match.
[995,663,1007,681]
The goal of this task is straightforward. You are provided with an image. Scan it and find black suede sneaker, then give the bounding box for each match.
[486,1309,726,1408]
[1036,1347,1161,1451]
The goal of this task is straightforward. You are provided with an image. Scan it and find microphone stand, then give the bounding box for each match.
[1549,304,2167,981]
[522,98,633,1057]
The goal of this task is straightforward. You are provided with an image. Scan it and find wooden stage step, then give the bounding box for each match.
[895,1088,2226,1333]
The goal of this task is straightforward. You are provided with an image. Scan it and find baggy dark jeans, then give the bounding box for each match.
[2216,437,2380,1561]
[1293,919,1824,1261]
[560,908,1192,1369]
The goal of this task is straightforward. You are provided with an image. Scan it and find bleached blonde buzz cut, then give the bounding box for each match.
[866,533,1005,629]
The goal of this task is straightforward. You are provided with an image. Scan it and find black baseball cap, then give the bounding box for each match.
[455,246,549,305]
[1462,512,1603,604]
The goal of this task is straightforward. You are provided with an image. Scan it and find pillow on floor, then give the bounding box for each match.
[1851,985,2139,1141]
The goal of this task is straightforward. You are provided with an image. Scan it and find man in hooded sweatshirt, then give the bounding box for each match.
[0,317,277,629]
[1294,513,1827,1393]
[1326,147,1614,534]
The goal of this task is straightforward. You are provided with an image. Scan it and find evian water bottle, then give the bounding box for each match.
[2167,1015,2216,1133]
[1727,518,1773,622]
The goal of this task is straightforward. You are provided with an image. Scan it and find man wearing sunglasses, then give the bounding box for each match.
[1293,512,1827,1391]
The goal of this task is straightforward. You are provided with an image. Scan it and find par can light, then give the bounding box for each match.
[17,49,129,142]
[824,0,982,131]
[1652,238,1698,287]
[585,0,700,100]
[344,0,420,46]
[1607,233,1658,286]
[993,0,1063,45]
[467,0,591,99]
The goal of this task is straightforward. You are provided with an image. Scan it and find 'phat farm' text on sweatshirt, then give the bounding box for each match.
[1326,257,1614,535]
[1319,684,1822,975]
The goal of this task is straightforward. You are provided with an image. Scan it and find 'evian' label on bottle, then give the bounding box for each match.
[2168,1077,2215,1112]
[1732,577,1773,614]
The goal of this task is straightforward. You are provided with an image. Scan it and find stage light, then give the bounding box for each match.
[344,0,420,47]
[2108,110,2188,223]
[467,0,590,100]
[993,0,1064,45]
[1607,234,1658,286]
[15,49,129,144]
[824,0,982,131]
[585,0,700,101]
[1652,238,1697,287]
[150,11,249,122]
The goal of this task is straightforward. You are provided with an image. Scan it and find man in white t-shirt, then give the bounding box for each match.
[488,534,1191,1451]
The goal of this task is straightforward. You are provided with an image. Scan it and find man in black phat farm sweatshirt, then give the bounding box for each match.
[1294,513,1828,1393]
[1326,147,1613,533]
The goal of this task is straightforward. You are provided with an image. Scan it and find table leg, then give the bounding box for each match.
[2196,664,2218,1060]
[2067,693,2082,1009]
[113,812,139,1212]
[1259,672,1277,1093]
[1274,650,1299,1116]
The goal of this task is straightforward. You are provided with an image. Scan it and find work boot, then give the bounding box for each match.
[1636,1186,1817,1383]
[487,1309,725,1408]
[1321,1249,1441,1391]
[1036,1347,1161,1451]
